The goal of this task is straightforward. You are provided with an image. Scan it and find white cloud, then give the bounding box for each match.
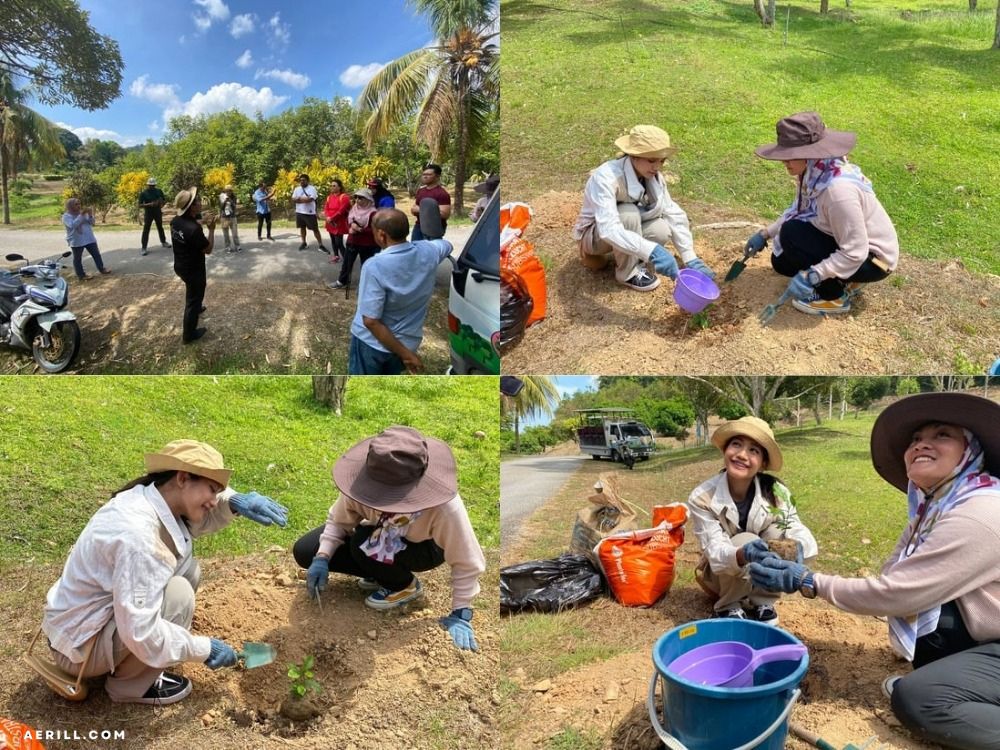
[55,122,143,147]
[165,82,287,121]
[339,63,384,88]
[235,49,253,68]
[255,68,310,90]
[149,120,160,132]
[230,13,255,38]
[129,75,182,108]
[192,0,230,31]
[267,12,291,48]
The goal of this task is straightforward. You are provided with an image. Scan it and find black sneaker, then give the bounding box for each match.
[715,607,748,620]
[318,245,330,255]
[183,328,206,344]
[620,267,660,292]
[298,243,308,251]
[753,604,779,625]
[117,672,191,705]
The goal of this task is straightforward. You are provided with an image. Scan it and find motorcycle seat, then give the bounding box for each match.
[0,275,24,295]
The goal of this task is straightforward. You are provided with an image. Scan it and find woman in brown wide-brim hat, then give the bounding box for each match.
[743,111,899,317]
[748,392,1000,748]
[293,426,486,651]
[687,417,817,625]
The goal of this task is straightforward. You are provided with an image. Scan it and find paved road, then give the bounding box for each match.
[500,454,588,552]
[0,224,474,287]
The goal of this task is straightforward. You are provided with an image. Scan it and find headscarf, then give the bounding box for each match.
[348,199,376,229]
[359,511,424,564]
[887,430,1000,660]
[771,157,873,256]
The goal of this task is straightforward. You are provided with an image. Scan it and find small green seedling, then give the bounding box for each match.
[687,305,713,332]
[287,655,322,699]
[767,483,798,531]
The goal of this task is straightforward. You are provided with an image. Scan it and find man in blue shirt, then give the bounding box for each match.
[348,209,453,374]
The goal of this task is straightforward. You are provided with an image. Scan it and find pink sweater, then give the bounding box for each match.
[317,493,486,610]
[814,491,1000,643]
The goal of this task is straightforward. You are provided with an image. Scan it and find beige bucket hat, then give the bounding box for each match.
[711,416,783,472]
[144,439,232,487]
[614,125,677,159]
[174,187,198,215]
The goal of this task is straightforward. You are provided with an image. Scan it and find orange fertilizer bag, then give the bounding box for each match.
[594,503,688,607]
[0,719,46,749]
[500,202,547,325]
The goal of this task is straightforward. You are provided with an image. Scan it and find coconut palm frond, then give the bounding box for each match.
[359,50,437,146]
[408,0,494,38]
[415,76,457,159]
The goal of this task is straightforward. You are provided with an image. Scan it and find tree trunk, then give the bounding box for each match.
[820,0,829,13]
[0,141,9,225]
[312,376,348,415]
[514,413,521,453]
[968,0,977,10]
[994,1,1000,48]
[753,0,768,26]
[453,74,470,216]
[766,0,776,25]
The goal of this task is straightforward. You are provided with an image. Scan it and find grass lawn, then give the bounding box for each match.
[501,0,1000,274]
[0,376,500,567]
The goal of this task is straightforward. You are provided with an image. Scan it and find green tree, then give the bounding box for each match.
[56,128,82,164]
[358,0,499,214]
[0,73,65,223]
[0,0,123,109]
[78,138,125,171]
[501,376,559,454]
[65,168,114,221]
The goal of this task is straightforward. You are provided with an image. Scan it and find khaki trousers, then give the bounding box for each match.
[52,556,200,701]
[579,203,673,283]
[221,217,240,249]
[695,532,780,613]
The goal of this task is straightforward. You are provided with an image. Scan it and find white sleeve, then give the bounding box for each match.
[687,495,741,575]
[584,171,656,261]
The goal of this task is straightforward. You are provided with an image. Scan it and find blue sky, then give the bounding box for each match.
[522,376,597,427]
[34,0,437,147]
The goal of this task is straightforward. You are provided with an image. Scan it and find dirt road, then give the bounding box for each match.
[500,455,587,554]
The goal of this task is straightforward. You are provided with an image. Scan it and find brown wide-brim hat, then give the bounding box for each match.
[755,111,857,161]
[614,125,677,159]
[332,426,457,513]
[711,416,783,472]
[870,392,1000,492]
[144,439,232,487]
[474,174,500,194]
[174,187,198,215]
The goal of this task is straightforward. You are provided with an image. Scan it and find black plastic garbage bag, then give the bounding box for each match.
[500,554,604,614]
[499,272,533,354]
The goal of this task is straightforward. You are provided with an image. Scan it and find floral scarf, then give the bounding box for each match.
[771,157,873,256]
[359,511,423,564]
[888,430,1000,660]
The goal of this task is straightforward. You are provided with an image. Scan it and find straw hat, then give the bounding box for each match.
[332,426,457,513]
[147,178,157,186]
[352,188,374,202]
[711,417,783,472]
[144,439,232,487]
[174,187,198,215]
[755,112,857,161]
[614,125,677,159]
[870,392,1000,492]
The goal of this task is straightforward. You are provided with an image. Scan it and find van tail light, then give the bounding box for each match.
[447,312,460,334]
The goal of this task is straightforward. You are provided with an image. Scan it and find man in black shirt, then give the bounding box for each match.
[138,178,171,255]
[170,187,216,343]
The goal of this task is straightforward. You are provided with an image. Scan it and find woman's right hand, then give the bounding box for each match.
[204,638,238,669]
[306,555,330,598]
[744,230,768,256]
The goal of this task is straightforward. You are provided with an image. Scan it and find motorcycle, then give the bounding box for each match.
[1,251,81,373]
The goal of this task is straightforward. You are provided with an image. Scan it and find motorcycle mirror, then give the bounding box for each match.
[61,251,72,258]
[5,254,25,262]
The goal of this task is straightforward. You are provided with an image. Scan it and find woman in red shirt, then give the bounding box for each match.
[323,179,350,264]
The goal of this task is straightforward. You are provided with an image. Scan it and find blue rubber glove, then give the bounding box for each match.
[204,638,238,669]
[785,271,816,301]
[794,540,804,565]
[648,245,678,279]
[306,555,330,598]
[748,558,811,594]
[744,231,768,256]
[440,610,479,652]
[685,257,716,280]
[230,491,288,527]
[741,538,777,565]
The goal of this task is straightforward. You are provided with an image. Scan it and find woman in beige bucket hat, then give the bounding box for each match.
[573,125,715,293]
[40,440,288,706]
[686,416,817,624]
[744,111,899,317]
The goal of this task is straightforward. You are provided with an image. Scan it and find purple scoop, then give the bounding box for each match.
[666,641,807,688]
[673,268,720,314]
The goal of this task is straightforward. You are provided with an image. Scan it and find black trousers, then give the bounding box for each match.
[891,601,1000,749]
[141,210,167,248]
[337,244,378,286]
[771,219,890,300]
[257,212,272,239]
[175,266,206,340]
[293,524,445,592]
[327,232,346,256]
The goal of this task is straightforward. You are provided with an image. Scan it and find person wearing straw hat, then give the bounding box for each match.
[470,173,499,223]
[218,185,242,254]
[687,416,817,625]
[170,187,216,344]
[293,427,486,652]
[138,177,170,256]
[573,125,714,292]
[745,111,898,316]
[748,393,1000,748]
[41,440,289,705]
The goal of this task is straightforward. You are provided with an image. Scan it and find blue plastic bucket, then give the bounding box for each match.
[647,619,808,750]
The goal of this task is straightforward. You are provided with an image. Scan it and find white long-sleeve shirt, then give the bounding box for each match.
[573,156,695,263]
[687,472,818,575]
[62,211,97,248]
[43,483,237,669]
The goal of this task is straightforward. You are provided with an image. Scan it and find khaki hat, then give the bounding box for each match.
[174,187,198,215]
[332,426,457,513]
[711,416,783,472]
[147,178,157,186]
[870,392,1000,492]
[614,125,677,159]
[755,111,857,161]
[144,439,232,487]
[352,188,374,202]
[474,174,500,194]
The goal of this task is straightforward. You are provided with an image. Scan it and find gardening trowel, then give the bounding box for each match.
[724,247,755,283]
[238,641,276,669]
[789,722,884,750]
[758,288,795,326]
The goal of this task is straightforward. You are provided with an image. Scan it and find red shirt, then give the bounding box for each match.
[324,193,351,234]
[415,184,451,227]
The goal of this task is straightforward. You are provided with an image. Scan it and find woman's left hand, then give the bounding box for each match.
[748,558,810,594]
[230,491,289,527]
[440,610,478,651]
[785,271,816,301]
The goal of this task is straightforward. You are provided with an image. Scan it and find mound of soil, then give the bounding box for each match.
[502,191,999,374]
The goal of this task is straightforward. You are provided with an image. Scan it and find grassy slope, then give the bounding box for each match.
[501,0,1000,274]
[0,376,499,568]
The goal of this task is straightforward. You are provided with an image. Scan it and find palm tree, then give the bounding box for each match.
[358,0,498,215]
[0,73,65,224]
[502,377,560,454]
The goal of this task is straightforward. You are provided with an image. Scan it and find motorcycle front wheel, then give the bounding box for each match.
[32,320,81,373]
